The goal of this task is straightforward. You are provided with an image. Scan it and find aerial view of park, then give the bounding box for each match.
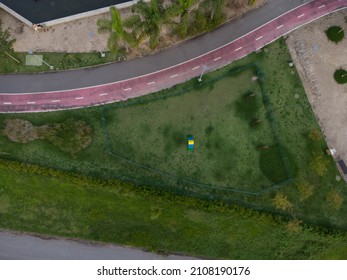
[0,0,347,260]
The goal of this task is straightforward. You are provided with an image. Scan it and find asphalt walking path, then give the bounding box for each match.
[0,0,346,112]
[0,231,196,260]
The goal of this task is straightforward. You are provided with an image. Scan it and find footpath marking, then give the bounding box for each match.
[235,46,243,51]
[123,88,132,91]
[75,97,84,100]
[147,81,156,85]
[99,93,108,96]
[276,24,284,29]
[3,102,12,105]
[27,101,36,104]
[297,14,305,18]
[51,100,60,103]
[192,66,200,70]
[318,4,326,9]
[170,74,179,78]
[213,57,221,61]
[255,36,263,41]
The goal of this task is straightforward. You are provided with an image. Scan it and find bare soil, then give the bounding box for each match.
[2,118,92,156]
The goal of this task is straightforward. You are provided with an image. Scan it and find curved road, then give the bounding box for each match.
[0,0,346,112]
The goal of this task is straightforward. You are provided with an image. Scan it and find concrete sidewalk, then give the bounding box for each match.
[0,230,196,260]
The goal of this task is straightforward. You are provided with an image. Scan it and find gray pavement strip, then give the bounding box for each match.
[0,230,198,260]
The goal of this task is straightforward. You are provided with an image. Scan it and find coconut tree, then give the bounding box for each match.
[166,0,199,38]
[201,0,225,22]
[0,21,17,60]
[124,0,167,49]
[97,7,137,53]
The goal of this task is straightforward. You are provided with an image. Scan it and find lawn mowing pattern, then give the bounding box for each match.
[101,63,292,196]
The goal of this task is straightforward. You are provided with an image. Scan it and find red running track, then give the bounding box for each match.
[0,0,346,113]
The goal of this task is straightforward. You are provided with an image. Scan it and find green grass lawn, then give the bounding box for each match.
[0,51,125,74]
[0,38,346,234]
[104,66,284,194]
[1,162,347,259]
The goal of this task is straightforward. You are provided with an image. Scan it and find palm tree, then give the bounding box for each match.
[0,21,18,63]
[124,0,167,49]
[201,0,225,22]
[97,7,136,53]
[166,0,199,38]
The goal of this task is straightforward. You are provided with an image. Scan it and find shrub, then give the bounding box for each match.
[310,152,329,177]
[2,118,92,157]
[326,190,344,210]
[325,26,344,43]
[334,69,347,84]
[286,219,302,234]
[273,193,293,211]
[296,182,315,201]
[308,128,322,141]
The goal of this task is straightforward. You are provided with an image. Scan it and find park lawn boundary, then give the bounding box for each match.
[0,39,346,231]
[101,63,294,199]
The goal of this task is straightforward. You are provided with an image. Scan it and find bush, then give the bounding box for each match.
[296,182,315,201]
[334,69,347,84]
[308,128,323,141]
[2,118,92,157]
[273,193,293,211]
[326,190,344,210]
[325,26,344,43]
[310,152,329,177]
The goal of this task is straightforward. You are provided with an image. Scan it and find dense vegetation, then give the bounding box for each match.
[97,0,257,52]
[0,20,17,64]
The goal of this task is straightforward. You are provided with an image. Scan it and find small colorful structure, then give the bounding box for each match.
[187,135,194,151]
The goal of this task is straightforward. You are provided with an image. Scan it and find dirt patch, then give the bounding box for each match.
[2,118,93,156]
[3,119,40,143]
[286,10,347,178]
[0,0,266,56]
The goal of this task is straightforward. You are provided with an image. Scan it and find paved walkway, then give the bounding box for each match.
[0,0,346,112]
[0,231,196,260]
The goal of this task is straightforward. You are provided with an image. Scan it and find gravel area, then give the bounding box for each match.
[286,9,347,178]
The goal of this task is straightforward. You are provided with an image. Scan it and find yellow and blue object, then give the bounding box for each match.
[187,135,194,151]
